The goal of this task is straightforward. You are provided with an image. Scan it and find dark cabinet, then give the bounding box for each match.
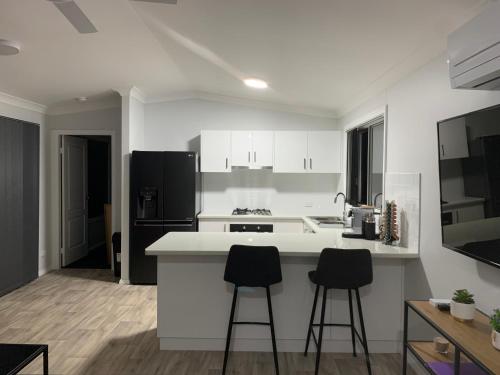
[0,116,39,296]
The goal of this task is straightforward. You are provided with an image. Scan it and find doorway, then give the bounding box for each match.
[61,135,112,269]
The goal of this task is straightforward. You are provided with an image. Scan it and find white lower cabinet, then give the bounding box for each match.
[273,220,304,233]
[199,218,304,233]
[198,220,229,232]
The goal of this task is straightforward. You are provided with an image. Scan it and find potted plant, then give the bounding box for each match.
[450,289,476,321]
[491,309,500,350]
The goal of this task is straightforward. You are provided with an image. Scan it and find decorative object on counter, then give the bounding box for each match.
[490,309,500,350]
[379,200,399,245]
[433,336,450,354]
[362,213,376,240]
[450,289,476,322]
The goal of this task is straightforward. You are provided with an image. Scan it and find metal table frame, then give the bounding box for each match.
[402,300,493,375]
[0,343,48,375]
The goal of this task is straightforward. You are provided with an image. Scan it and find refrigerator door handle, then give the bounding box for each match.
[162,220,195,226]
[135,219,164,226]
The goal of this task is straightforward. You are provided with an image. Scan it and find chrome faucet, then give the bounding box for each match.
[334,192,347,220]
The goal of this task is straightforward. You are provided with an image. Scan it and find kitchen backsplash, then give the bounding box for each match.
[202,169,344,215]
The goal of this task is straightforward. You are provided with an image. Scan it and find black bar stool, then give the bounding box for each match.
[222,244,282,375]
[304,248,373,375]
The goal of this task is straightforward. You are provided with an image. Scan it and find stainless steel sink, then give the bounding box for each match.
[308,216,346,228]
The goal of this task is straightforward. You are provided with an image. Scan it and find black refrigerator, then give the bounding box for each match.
[130,151,201,284]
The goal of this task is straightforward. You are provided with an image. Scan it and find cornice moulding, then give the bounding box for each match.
[0,91,47,114]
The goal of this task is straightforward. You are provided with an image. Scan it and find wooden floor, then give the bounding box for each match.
[0,269,408,375]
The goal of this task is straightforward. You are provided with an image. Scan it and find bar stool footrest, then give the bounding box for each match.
[310,323,365,352]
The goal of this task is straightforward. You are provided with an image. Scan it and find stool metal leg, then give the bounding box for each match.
[355,288,372,375]
[348,289,357,357]
[315,287,328,375]
[266,286,280,375]
[222,287,238,375]
[304,284,320,356]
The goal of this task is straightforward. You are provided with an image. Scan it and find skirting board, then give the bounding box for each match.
[160,338,400,353]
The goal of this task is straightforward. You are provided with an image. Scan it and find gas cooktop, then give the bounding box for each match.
[232,208,272,216]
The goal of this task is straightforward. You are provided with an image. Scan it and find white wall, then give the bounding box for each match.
[0,96,48,275]
[340,54,500,313]
[144,98,343,215]
[47,106,122,270]
[120,91,145,283]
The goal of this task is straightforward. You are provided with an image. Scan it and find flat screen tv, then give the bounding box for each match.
[438,104,500,268]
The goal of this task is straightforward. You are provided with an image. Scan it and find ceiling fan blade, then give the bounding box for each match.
[132,0,178,4]
[51,1,98,33]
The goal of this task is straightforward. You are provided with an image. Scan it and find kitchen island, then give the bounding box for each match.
[146,221,419,353]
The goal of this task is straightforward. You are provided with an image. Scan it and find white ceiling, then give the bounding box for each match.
[0,0,489,116]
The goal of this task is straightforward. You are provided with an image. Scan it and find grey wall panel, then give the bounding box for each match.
[0,116,39,297]
[0,117,24,296]
[22,123,39,284]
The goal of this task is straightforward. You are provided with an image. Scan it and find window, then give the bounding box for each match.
[346,116,384,206]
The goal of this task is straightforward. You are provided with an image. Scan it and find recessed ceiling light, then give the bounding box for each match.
[244,78,268,89]
[75,96,88,102]
[0,39,21,56]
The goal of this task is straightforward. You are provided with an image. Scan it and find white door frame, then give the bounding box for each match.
[50,129,117,270]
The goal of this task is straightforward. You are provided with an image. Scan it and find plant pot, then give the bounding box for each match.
[493,330,500,350]
[450,301,476,321]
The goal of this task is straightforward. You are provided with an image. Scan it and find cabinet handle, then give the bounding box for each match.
[441,145,445,157]
[226,157,228,169]
[310,158,312,170]
[254,151,256,162]
[248,152,250,162]
[304,158,306,170]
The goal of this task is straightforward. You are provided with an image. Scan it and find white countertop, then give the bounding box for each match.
[197,212,306,221]
[146,220,419,259]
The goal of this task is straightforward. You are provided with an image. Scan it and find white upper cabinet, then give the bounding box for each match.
[231,131,274,168]
[201,130,231,172]
[438,118,469,160]
[273,131,309,173]
[252,131,274,168]
[274,130,342,173]
[307,131,342,173]
[202,130,342,173]
[231,131,253,167]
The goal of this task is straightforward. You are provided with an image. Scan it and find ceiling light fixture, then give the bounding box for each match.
[75,96,88,102]
[0,39,21,56]
[244,78,268,89]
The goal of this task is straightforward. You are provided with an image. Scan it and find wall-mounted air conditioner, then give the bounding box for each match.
[448,1,500,90]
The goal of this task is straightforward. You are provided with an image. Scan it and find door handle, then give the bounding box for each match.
[248,151,250,163]
[226,157,228,169]
[254,151,256,163]
[310,158,312,170]
[304,158,306,170]
[441,145,445,157]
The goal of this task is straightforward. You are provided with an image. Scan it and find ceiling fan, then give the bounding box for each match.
[46,0,178,34]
